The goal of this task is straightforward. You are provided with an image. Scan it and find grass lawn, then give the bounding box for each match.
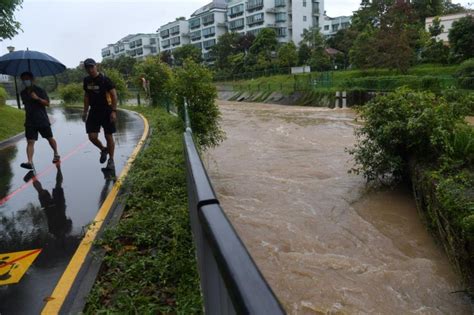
[225,64,461,94]
[0,105,24,141]
[85,105,203,314]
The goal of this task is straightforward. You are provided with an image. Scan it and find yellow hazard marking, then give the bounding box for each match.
[0,249,42,286]
[42,112,149,314]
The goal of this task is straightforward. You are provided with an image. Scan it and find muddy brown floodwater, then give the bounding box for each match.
[205,100,473,315]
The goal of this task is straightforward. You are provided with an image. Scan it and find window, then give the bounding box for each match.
[247,13,264,26]
[203,52,214,61]
[129,50,136,56]
[119,45,125,51]
[129,41,136,48]
[151,47,158,53]
[324,25,329,30]
[170,36,181,46]
[192,42,203,49]
[150,38,156,44]
[275,0,285,7]
[160,29,170,38]
[189,18,201,29]
[102,50,110,57]
[114,46,119,53]
[202,26,215,37]
[137,48,143,55]
[246,0,263,11]
[303,15,307,22]
[275,12,286,22]
[136,39,142,46]
[203,39,216,49]
[276,27,287,37]
[161,39,170,48]
[228,4,244,17]
[202,14,215,25]
[190,30,202,41]
[303,0,306,7]
[247,28,262,36]
[332,24,339,32]
[313,16,319,27]
[229,18,245,30]
[170,25,180,35]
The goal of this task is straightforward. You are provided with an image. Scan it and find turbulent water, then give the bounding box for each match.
[205,101,472,314]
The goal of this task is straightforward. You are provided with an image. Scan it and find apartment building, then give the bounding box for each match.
[321,15,351,37]
[226,0,324,44]
[188,0,227,61]
[101,33,160,61]
[425,12,473,43]
[158,18,190,53]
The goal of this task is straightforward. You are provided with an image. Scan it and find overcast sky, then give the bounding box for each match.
[1,0,470,68]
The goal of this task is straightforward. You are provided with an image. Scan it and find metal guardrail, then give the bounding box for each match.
[183,101,285,315]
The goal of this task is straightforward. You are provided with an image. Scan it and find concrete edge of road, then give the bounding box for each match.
[0,132,25,150]
[41,110,150,314]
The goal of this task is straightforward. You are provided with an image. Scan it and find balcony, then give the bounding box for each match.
[267,23,277,27]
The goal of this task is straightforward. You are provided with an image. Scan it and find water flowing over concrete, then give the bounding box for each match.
[205,101,472,314]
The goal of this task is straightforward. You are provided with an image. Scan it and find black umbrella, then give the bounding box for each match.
[0,49,66,109]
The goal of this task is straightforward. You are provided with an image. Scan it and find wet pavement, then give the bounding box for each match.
[0,107,144,314]
[205,100,473,314]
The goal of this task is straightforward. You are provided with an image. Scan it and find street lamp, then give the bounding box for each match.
[7,46,21,109]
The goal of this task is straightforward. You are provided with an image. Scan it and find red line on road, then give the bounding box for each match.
[0,249,42,268]
[0,140,90,206]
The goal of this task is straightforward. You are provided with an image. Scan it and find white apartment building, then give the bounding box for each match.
[101,33,160,61]
[0,74,10,83]
[425,12,473,43]
[226,0,324,44]
[158,18,190,53]
[188,0,228,61]
[321,15,351,37]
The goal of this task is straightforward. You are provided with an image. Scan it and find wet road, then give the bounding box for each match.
[205,101,472,314]
[0,107,144,314]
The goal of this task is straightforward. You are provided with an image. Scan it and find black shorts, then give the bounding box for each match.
[25,125,53,141]
[86,111,116,134]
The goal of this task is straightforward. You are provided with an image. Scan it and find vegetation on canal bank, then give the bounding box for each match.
[349,88,474,294]
[85,106,203,314]
[0,102,24,141]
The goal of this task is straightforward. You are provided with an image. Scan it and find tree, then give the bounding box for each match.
[350,28,378,69]
[174,60,224,148]
[100,55,136,79]
[134,56,174,106]
[326,29,358,69]
[301,27,325,50]
[422,17,449,64]
[159,50,173,66]
[277,42,298,68]
[211,32,241,70]
[298,43,311,65]
[172,44,202,66]
[102,68,129,104]
[249,28,278,55]
[411,0,443,23]
[449,15,474,62]
[1,0,23,40]
[443,0,467,14]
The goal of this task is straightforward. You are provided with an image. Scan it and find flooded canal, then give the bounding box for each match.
[205,100,472,314]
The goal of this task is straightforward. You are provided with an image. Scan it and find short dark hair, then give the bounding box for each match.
[20,71,34,79]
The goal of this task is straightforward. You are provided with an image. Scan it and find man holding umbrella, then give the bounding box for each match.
[19,71,60,170]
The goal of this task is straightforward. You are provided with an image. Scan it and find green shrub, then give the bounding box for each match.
[103,68,130,104]
[348,88,466,182]
[442,124,474,168]
[420,75,442,92]
[58,83,83,104]
[133,56,174,106]
[0,86,7,106]
[174,59,225,149]
[455,58,474,89]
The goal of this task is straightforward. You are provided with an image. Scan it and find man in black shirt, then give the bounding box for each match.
[82,58,118,170]
[19,71,60,170]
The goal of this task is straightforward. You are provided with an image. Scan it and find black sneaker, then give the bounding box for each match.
[23,171,35,182]
[105,158,115,170]
[100,148,108,164]
[20,162,34,170]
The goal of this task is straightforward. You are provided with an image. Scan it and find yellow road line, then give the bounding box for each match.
[41,112,149,314]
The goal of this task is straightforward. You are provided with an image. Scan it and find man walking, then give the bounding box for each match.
[19,71,60,170]
[82,58,118,170]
